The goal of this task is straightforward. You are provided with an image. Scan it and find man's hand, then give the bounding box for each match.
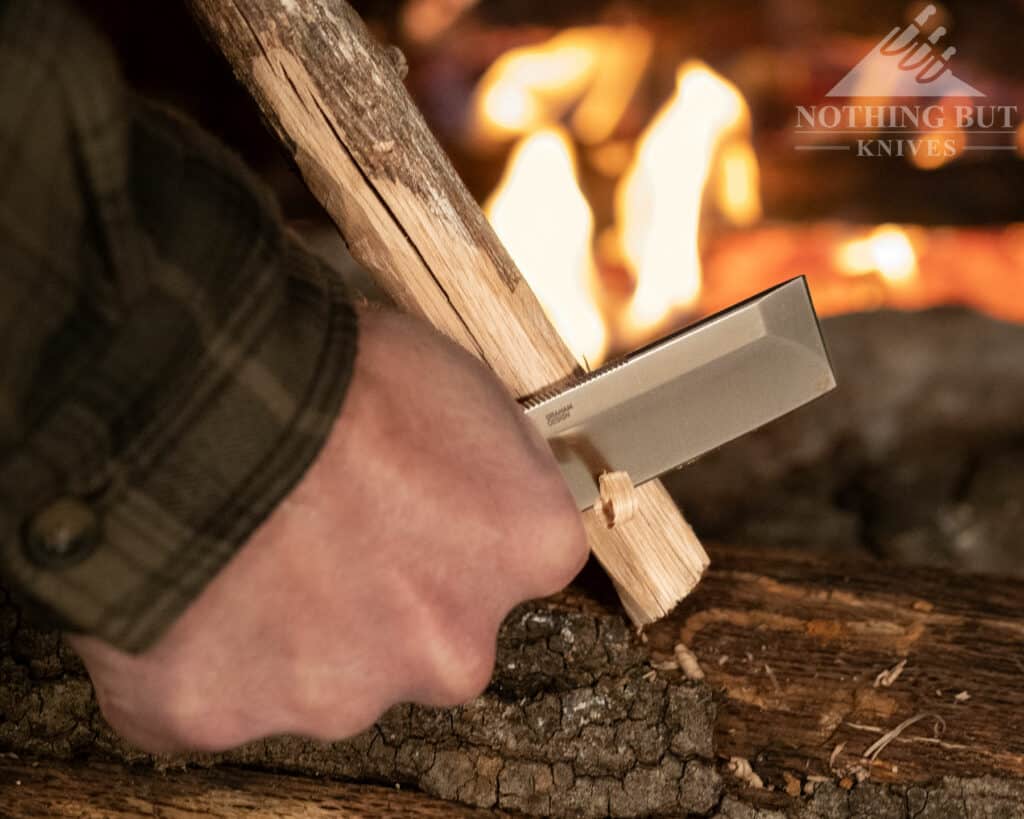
[69,311,588,753]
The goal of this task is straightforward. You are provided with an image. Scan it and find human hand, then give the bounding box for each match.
[69,310,588,752]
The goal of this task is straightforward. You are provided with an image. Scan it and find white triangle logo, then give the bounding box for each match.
[827,5,984,97]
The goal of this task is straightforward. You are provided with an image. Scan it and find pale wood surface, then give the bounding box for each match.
[187,0,708,623]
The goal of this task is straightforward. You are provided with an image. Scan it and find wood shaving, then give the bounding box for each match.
[873,658,908,688]
[650,660,678,672]
[726,757,764,789]
[954,690,971,703]
[718,654,730,666]
[674,643,705,681]
[594,471,638,527]
[829,741,846,770]
[764,663,780,692]
[862,713,946,763]
[641,669,657,682]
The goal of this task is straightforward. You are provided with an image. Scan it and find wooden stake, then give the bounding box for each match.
[189,0,708,623]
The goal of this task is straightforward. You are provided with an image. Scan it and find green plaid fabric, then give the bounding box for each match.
[0,0,358,651]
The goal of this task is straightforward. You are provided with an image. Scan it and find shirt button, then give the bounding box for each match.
[23,498,100,569]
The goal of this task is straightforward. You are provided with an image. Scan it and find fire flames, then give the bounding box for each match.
[615,62,760,341]
[485,127,607,365]
[471,26,995,363]
[476,28,761,362]
[836,225,918,284]
[471,26,652,147]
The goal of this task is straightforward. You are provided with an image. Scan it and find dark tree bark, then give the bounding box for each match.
[5,542,1024,816]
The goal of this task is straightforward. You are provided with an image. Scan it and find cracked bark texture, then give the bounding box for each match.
[1,589,722,817]
[6,543,1024,816]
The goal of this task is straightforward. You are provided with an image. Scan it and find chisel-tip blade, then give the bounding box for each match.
[523,277,837,510]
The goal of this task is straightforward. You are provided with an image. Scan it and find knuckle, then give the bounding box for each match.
[518,488,589,597]
[289,668,335,716]
[414,621,497,707]
[161,685,223,751]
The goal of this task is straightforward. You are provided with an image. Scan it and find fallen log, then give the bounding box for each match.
[4,545,1024,816]
[0,758,502,818]
[185,0,708,625]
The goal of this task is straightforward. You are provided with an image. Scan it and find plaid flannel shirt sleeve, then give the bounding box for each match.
[0,1,358,651]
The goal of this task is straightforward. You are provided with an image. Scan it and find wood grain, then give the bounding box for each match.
[5,546,1024,816]
[645,545,1024,797]
[187,0,708,622]
[0,758,506,818]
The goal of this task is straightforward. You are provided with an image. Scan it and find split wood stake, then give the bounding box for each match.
[190,0,709,624]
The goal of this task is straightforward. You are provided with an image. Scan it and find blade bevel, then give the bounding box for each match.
[523,277,836,510]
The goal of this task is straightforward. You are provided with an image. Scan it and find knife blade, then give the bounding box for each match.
[522,276,836,510]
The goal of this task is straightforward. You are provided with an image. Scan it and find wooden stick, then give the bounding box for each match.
[188,0,708,623]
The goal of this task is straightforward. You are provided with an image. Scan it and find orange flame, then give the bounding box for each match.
[836,224,918,284]
[485,128,608,365]
[616,61,760,338]
[471,26,652,146]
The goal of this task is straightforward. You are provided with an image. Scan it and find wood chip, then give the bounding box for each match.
[674,643,705,681]
[874,658,908,688]
[783,771,801,797]
[726,757,764,789]
[764,663,781,692]
[954,690,971,703]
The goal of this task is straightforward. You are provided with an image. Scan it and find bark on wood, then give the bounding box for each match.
[5,545,1024,816]
[185,0,708,625]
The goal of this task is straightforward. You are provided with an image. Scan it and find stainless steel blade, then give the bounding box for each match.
[523,277,836,510]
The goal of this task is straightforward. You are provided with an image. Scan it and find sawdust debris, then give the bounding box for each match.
[783,771,801,797]
[674,643,705,681]
[954,690,971,703]
[727,757,764,789]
